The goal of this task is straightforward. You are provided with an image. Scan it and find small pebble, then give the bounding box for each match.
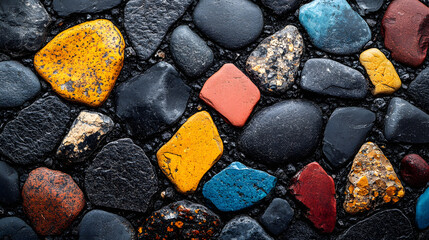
[260,198,294,235]
[218,216,273,240]
[401,154,429,187]
[408,67,429,111]
[261,0,302,15]
[356,0,384,14]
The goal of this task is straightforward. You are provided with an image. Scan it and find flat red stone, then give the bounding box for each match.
[382,0,429,67]
[401,154,429,187]
[22,167,85,235]
[289,162,336,233]
[199,63,260,127]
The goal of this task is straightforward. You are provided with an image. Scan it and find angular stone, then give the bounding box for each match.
[57,111,114,163]
[356,0,384,14]
[115,62,190,138]
[200,64,260,127]
[246,25,304,93]
[203,162,276,212]
[0,217,38,240]
[382,0,429,67]
[289,162,336,233]
[299,0,371,55]
[261,0,301,15]
[22,167,85,235]
[239,100,323,164]
[218,216,273,240]
[85,138,158,212]
[260,198,294,236]
[34,19,124,107]
[0,61,41,108]
[401,154,429,187]
[0,96,71,165]
[53,0,122,16]
[170,25,214,78]
[409,67,429,111]
[323,107,376,168]
[384,97,429,143]
[79,210,135,240]
[360,48,401,95]
[157,111,223,194]
[344,142,405,214]
[124,0,193,60]
[140,200,221,239]
[0,161,19,205]
[300,58,367,99]
[0,0,51,57]
[417,187,429,229]
[193,0,263,49]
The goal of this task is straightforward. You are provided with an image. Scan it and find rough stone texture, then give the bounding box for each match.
[170,25,214,78]
[202,162,277,212]
[0,161,20,205]
[344,142,405,214]
[356,0,384,14]
[0,96,71,165]
[57,111,114,163]
[323,107,376,168]
[22,167,85,236]
[300,58,368,99]
[193,0,264,50]
[408,67,429,111]
[417,187,429,230]
[140,200,221,240]
[384,97,429,143]
[401,154,429,187]
[124,0,193,60]
[289,162,336,233]
[239,100,323,164]
[337,209,413,240]
[382,0,429,67]
[53,0,122,16]
[85,138,158,212]
[0,61,41,108]
[260,198,294,236]
[218,216,273,240]
[261,0,301,15]
[0,217,38,240]
[0,0,51,57]
[115,62,190,138]
[285,220,327,240]
[246,25,303,94]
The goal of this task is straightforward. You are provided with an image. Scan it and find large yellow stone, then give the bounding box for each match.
[360,48,401,95]
[34,19,125,107]
[157,111,223,194]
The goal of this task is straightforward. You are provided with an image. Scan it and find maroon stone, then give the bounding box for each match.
[401,154,429,187]
[289,162,336,233]
[381,0,429,67]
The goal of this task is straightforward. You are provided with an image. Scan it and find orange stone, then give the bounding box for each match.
[34,19,125,107]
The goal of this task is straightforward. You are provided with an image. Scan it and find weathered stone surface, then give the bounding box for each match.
[401,154,429,187]
[417,187,429,229]
[193,0,263,49]
[246,25,304,93]
[0,61,41,108]
[34,19,125,107]
[300,58,367,99]
[260,198,294,236]
[285,220,327,240]
[115,62,190,138]
[344,142,405,214]
[85,138,158,212]
[124,0,193,60]
[261,0,301,15]
[157,111,223,194]
[289,162,336,233]
[0,96,71,165]
[203,162,276,212]
[0,217,38,240]
[409,67,429,111]
[0,0,51,57]
[356,0,384,14]
[0,161,19,205]
[218,216,273,240]
[238,100,323,164]
[53,0,122,16]
[22,167,85,235]
[140,200,221,240]
[360,48,401,95]
[57,111,114,163]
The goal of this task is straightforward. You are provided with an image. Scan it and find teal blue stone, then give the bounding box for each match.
[202,162,277,212]
[416,187,429,229]
[299,0,371,55]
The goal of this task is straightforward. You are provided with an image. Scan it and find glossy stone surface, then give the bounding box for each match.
[417,187,429,229]
[53,0,122,16]
[260,198,294,236]
[408,67,429,111]
[261,0,301,15]
[356,0,384,14]
[0,217,38,240]
[218,216,273,240]
[0,161,19,205]
[401,154,429,188]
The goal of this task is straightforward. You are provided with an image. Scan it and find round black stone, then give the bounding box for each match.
[218,216,273,240]
[0,161,20,205]
[260,198,294,236]
[0,217,38,240]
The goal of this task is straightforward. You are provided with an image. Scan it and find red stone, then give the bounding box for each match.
[22,167,85,235]
[289,162,336,233]
[381,0,429,67]
[401,154,429,187]
[199,63,260,127]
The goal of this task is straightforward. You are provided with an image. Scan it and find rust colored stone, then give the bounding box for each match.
[401,154,429,187]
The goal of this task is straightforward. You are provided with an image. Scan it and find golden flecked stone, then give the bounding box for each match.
[157,111,223,194]
[344,142,405,214]
[360,48,401,95]
[34,19,125,107]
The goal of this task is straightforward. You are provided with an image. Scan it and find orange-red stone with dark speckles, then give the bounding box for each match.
[22,167,85,235]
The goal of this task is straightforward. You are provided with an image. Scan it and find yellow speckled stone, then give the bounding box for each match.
[360,48,401,95]
[157,111,223,194]
[34,19,125,107]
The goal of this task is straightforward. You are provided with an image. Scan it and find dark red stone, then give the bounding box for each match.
[401,154,429,187]
[289,162,336,233]
[381,0,429,67]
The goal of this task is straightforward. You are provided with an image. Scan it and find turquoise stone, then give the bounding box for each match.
[416,187,429,229]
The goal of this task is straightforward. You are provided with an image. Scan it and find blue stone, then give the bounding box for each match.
[299,0,371,55]
[416,187,429,229]
[203,162,276,212]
